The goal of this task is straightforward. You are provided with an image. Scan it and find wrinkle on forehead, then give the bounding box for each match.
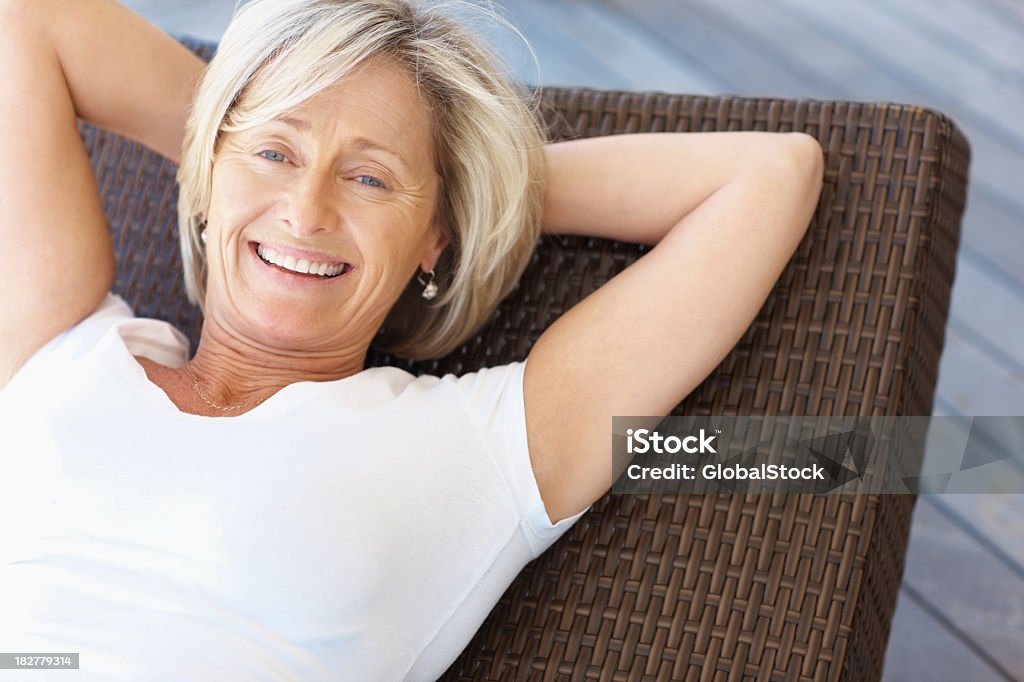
[281,57,438,172]
[217,56,442,184]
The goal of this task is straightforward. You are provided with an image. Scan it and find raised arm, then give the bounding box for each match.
[0,0,204,388]
[526,131,824,523]
[540,131,815,245]
[43,0,205,163]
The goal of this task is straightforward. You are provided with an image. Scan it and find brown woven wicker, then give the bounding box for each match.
[79,38,970,682]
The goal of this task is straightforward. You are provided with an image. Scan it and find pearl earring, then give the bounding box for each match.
[418,269,438,301]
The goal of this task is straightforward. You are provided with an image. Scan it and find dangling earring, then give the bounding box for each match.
[200,228,208,245]
[417,269,438,301]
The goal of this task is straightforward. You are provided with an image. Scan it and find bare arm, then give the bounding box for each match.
[541,131,816,244]
[51,0,206,163]
[526,132,824,523]
[0,0,205,388]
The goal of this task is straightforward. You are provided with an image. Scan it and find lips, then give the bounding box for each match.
[253,242,352,279]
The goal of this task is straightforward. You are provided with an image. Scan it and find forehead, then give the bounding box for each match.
[263,58,436,170]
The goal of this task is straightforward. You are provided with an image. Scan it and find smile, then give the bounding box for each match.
[254,243,351,278]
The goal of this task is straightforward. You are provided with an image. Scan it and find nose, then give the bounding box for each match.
[282,167,341,238]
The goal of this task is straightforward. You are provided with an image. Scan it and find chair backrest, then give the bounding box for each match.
[82,37,970,681]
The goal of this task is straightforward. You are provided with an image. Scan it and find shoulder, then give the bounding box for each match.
[437,361,526,405]
[376,361,528,469]
[377,361,527,411]
[417,362,529,440]
[2,293,188,394]
[439,360,590,530]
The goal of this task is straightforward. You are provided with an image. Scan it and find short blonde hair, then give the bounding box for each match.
[177,0,547,359]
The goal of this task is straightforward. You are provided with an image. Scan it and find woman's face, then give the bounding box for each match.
[202,58,445,355]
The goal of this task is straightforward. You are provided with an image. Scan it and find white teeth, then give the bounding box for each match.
[256,244,346,277]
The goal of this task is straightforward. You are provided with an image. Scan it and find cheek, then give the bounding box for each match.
[350,231,420,292]
[209,168,274,230]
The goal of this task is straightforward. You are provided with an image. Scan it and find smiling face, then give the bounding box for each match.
[201,57,446,356]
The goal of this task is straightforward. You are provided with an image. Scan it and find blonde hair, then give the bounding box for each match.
[177,0,547,359]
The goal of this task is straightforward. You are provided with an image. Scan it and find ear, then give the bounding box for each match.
[421,224,450,272]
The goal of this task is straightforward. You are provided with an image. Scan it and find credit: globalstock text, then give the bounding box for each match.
[623,428,826,481]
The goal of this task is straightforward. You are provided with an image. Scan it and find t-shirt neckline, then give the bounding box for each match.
[111,322,382,422]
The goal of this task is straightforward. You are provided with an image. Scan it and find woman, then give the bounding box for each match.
[0,0,823,679]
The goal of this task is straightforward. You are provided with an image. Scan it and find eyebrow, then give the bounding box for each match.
[274,116,411,171]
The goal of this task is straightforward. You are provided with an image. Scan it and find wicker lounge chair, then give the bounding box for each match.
[80,38,970,682]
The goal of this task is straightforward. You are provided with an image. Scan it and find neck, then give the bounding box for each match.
[185,317,368,406]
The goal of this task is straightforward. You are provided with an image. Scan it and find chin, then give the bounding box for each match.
[240,304,343,350]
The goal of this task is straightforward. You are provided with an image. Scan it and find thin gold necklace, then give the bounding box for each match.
[182,364,267,413]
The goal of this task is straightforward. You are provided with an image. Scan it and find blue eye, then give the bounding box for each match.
[356,175,386,189]
[259,150,288,163]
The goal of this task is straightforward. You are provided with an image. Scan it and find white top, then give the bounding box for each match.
[0,294,588,681]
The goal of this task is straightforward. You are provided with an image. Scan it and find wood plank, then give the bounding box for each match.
[935,324,1024,416]
[984,0,1024,32]
[672,0,955,100]
[498,0,725,93]
[922,413,1024,490]
[929,328,1024,563]
[125,0,235,42]
[791,0,1024,136]
[947,254,1024,371]
[668,0,1024,148]
[775,0,1024,152]
[602,0,826,97]
[662,0,1024,262]
[885,0,1024,82]
[456,2,602,88]
[928,402,1024,575]
[883,586,1009,682]
[927,491,1024,579]
[896,499,1024,679]
[959,187,1024,291]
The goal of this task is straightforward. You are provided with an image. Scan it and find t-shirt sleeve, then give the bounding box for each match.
[3,293,134,392]
[447,359,590,559]
[3,293,187,396]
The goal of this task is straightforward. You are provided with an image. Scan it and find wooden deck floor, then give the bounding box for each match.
[121,1,1024,680]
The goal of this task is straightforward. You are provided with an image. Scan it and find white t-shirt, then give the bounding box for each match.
[0,294,588,681]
